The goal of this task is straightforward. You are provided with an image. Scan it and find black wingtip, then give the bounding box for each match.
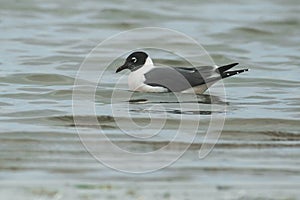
[221,68,248,79]
[217,62,240,73]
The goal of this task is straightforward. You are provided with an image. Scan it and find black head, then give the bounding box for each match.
[116,51,148,73]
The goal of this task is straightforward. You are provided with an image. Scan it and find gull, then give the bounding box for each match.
[116,51,248,94]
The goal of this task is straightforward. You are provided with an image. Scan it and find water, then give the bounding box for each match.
[1,0,300,199]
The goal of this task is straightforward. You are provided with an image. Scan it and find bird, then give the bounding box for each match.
[116,51,248,94]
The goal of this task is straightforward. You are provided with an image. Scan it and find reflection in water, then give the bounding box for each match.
[167,110,215,115]
[128,94,228,104]
[128,93,227,115]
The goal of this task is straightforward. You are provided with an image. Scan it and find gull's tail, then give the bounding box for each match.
[217,63,249,79]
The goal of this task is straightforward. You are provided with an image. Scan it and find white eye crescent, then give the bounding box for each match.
[132,57,137,63]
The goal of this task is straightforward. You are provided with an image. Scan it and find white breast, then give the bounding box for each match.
[128,57,168,92]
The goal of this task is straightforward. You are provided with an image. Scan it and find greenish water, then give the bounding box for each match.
[1,0,300,199]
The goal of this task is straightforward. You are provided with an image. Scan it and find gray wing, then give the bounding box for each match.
[144,66,220,92]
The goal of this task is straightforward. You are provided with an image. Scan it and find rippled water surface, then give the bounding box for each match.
[1,0,300,199]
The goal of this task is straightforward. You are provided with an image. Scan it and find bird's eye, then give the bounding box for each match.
[131,57,137,63]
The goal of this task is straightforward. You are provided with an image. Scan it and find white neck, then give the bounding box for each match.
[144,57,154,67]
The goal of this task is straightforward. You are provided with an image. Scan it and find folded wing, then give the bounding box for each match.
[144,63,248,92]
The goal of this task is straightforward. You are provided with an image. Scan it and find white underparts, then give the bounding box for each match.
[181,84,208,94]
